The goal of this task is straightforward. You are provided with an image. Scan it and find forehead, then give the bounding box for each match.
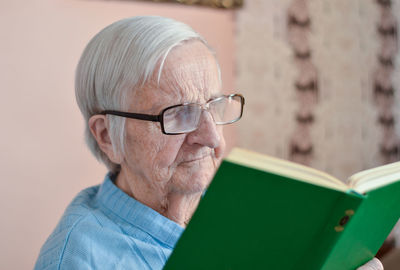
[132,41,221,112]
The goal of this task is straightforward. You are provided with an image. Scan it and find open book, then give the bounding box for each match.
[164,148,400,270]
[227,148,400,195]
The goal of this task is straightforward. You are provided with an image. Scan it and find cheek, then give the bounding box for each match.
[123,124,161,170]
[123,124,186,181]
[153,136,186,169]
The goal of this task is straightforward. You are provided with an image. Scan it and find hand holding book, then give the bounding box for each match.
[357,258,383,270]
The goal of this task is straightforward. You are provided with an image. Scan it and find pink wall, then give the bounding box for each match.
[0,1,234,268]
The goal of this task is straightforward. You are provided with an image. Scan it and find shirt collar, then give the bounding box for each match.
[96,173,184,248]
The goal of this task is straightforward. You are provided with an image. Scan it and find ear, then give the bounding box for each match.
[88,115,123,164]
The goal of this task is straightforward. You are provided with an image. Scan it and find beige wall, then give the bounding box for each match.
[0,1,234,269]
[235,0,400,259]
[236,0,400,179]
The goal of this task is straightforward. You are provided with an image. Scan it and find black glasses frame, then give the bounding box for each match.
[100,93,245,135]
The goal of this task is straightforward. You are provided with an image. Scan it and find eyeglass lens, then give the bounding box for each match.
[163,104,202,134]
[162,95,243,134]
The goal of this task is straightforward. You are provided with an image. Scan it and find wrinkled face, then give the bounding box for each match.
[121,41,225,195]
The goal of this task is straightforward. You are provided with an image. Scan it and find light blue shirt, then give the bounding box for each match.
[34,173,184,270]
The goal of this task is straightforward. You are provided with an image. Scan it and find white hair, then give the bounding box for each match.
[75,16,221,173]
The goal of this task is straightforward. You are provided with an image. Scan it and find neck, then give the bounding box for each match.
[115,170,202,227]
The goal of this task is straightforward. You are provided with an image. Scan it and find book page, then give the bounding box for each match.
[348,161,400,193]
[226,148,348,192]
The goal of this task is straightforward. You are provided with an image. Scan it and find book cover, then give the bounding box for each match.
[163,148,400,270]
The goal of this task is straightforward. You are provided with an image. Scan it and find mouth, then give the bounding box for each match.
[181,155,210,164]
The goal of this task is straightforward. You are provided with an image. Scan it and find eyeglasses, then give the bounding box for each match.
[100,94,245,135]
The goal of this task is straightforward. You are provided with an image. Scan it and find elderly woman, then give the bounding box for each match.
[34,16,382,270]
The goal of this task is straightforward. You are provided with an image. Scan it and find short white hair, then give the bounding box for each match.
[75,16,220,173]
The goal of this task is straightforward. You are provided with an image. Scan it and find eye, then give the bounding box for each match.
[175,106,192,122]
[209,99,226,122]
[208,95,243,124]
[163,104,202,134]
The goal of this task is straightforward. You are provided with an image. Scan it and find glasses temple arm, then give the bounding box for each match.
[100,110,161,122]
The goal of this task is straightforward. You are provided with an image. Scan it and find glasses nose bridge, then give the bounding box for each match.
[200,100,211,111]
[198,101,216,122]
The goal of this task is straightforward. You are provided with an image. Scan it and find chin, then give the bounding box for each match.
[171,169,215,195]
[170,156,218,193]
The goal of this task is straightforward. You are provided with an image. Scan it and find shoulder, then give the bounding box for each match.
[34,185,108,270]
[34,185,163,270]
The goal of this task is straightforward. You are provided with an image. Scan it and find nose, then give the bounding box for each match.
[186,110,221,149]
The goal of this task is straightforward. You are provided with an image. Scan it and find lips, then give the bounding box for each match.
[181,155,210,164]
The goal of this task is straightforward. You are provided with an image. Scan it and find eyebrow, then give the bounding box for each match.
[145,91,223,114]
[209,93,222,100]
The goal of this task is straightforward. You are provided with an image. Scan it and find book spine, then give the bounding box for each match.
[321,182,400,270]
[295,192,363,270]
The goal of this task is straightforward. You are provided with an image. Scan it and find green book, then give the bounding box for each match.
[164,148,400,270]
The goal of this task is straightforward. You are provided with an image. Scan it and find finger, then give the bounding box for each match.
[356,258,384,270]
